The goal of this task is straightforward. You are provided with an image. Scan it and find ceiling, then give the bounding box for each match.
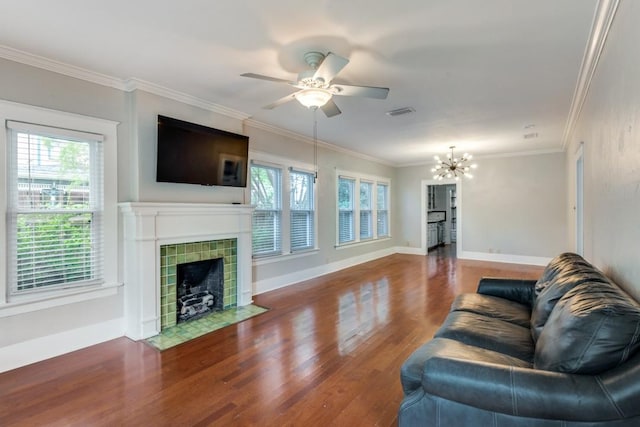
[0,0,599,166]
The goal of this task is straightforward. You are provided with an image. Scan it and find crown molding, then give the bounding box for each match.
[562,0,620,149]
[124,78,250,121]
[243,118,396,166]
[0,44,127,90]
[0,44,393,166]
[399,147,565,168]
[0,45,250,121]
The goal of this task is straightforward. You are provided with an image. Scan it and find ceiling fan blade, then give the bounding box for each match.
[321,99,342,118]
[331,83,389,99]
[263,92,299,110]
[241,73,296,85]
[313,52,349,84]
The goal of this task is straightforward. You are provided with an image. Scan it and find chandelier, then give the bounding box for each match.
[431,146,477,180]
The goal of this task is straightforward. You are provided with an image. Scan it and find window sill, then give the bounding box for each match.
[0,282,123,318]
[335,236,392,250]
[253,248,319,266]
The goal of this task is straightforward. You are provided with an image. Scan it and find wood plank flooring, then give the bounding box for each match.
[0,247,544,426]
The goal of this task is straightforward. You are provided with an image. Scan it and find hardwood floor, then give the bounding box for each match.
[0,248,544,426]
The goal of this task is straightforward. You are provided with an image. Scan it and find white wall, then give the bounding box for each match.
[396,152,568,263]
[565,0,640,300]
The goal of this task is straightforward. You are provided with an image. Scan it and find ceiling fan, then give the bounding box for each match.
[241,51,389,118]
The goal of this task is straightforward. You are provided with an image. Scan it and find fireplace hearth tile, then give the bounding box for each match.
[146,304,269,351]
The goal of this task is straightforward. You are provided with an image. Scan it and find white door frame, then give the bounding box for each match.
[421,179,462,255]
[574,143,584,255]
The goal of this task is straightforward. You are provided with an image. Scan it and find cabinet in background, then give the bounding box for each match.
[427,223,438,249]
[450,189,457,242]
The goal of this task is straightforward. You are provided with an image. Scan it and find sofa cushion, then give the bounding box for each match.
[534,280,640,374]
[434,311,534,362]
[400,337,531,395]
[531,268,611,341]
[450,293,531,328]
[533,252,588,297]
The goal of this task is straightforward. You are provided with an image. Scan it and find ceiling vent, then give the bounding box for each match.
[386,107,415,117]
[523,132,539,139]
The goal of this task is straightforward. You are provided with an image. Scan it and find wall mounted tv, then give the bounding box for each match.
[156,115,249,187]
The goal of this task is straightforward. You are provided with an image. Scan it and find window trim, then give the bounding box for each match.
[0,100,119,312]
[335,169,391,247]
[248,151,318,260]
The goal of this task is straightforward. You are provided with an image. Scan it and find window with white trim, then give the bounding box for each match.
[377,183,389,237]
[290,169,315,251]
[250,163,282,256]
[338,177,355,244]
[359,181,373,240]
[250,158,317,258]
[336,172,390,246]
[7,121,104,295]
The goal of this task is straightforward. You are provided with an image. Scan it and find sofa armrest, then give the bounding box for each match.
[477,277,537,306]
[422,356,624,422]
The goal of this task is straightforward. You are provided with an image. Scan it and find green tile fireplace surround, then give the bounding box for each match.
[160,239,237,329]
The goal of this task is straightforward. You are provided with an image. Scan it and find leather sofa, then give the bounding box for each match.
[399,253,640,426]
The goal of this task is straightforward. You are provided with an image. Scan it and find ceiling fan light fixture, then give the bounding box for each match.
[295,88,332,108]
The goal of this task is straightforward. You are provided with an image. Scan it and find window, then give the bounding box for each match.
[251,164,282,256]
[338,177,355,244]
[336,171,390,246]
[359,181,373,240]
[7,121,104,295]
[377,183,389,237]
[250,158,317,259]
[290,169,315,251]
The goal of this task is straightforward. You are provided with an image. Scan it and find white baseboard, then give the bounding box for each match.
[459,251,551,266]
[394,246,426,255]
[0,318,124,373]
[254,247,396,295]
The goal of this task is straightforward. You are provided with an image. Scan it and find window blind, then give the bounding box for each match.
[360,181,373,239]
[290,169,315,251]
[338,177,355,244]
[377,183,389,237]
[7,123,104,294]
[251,164,282,256]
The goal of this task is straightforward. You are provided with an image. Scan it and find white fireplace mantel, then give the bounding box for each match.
[119,202,254,340]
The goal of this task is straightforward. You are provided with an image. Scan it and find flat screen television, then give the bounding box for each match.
[156,115,249,187]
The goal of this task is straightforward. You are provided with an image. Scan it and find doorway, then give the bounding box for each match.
[422,180,461,257]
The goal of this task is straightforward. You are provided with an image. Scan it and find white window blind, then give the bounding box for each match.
[7,121,104,294]
[359,181,373,240]
[290,169,315,251]
[377,183,389,237]
[338,177,355,244]
[251,163,282,256]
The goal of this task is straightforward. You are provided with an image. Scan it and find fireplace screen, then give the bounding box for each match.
[176,258,224,323]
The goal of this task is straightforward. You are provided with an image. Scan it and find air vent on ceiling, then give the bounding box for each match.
[386,107,415,117]
[523,132,539,139]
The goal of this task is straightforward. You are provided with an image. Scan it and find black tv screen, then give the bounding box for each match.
[156,115,249,187]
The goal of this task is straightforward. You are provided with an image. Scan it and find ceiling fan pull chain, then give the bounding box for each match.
[313,107,318,182]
